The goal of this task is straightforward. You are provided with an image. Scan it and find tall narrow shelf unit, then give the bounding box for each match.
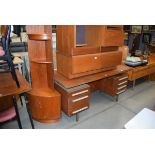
[56,25,124,79]
[26,26,61,123]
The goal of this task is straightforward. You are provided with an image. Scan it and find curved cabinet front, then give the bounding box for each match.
[28,89,61,123]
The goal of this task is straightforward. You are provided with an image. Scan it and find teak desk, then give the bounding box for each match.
[0,70,34,129]
[55,65,131,121]
[55,65,130,88]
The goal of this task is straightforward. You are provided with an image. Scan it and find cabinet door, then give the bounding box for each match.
[102,26,124,46]
[72,53,102,74]
[101,51,122,68]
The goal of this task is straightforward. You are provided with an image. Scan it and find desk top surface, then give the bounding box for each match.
[0,70,31,97]
[55,65,131,88]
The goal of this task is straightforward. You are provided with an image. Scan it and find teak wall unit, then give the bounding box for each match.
[56,25,124,79]
[26,26,61,123]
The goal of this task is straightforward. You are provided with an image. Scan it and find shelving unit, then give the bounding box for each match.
[26,26,61,123]
[56,25,124,79]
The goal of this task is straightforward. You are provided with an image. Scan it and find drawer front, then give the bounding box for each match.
[113,73,128,83]
[116,88,127,95]
[133,69,149,79]
[69,88,90,98]
[72,53,102,74]
[101,51,122,68]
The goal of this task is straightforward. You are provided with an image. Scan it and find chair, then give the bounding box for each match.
[0,25,20,87]
[0,107,16,126]
[0,96,29,129]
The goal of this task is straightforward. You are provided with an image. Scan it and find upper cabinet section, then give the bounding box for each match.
[56,25,124,56]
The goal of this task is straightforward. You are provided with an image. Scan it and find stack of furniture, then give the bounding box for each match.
[55,25,129,120]
[26,26,61,123]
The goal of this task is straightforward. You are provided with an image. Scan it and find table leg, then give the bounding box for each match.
[24,94,35,129]
[12,96,22,129]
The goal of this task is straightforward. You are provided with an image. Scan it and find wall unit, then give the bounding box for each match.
[56,25,124,79]
[26,26,61,123]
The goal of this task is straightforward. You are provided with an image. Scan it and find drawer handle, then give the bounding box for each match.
[118,76,128,81]
[72,90,89,96]
[117,85,127,90]
[94,57,98,60]
[72,106,88,114]
[116,89,126,95]
[72,95,89,103]
[118,81,128,86]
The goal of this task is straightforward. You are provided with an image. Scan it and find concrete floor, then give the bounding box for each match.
[1,79,155,129]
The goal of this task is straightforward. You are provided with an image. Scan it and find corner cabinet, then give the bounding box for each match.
[26,26,61,123]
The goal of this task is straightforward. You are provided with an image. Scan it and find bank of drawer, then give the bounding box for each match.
[72,53,102,74]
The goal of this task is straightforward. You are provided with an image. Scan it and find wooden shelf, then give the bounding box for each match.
[28,34,51,41]
[30,58,53,64]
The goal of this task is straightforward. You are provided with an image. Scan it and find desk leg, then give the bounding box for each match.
[12,96,22,129]
[115,95,119,102]
[132,80,136,90]
[24,94,35,129]
[76,113,79,122]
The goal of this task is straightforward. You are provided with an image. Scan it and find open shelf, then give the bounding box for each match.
[28,34,51,41]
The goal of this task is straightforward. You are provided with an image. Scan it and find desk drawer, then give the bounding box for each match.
[133,69,149,79]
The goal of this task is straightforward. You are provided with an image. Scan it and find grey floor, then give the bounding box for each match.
[1,78,155,129]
